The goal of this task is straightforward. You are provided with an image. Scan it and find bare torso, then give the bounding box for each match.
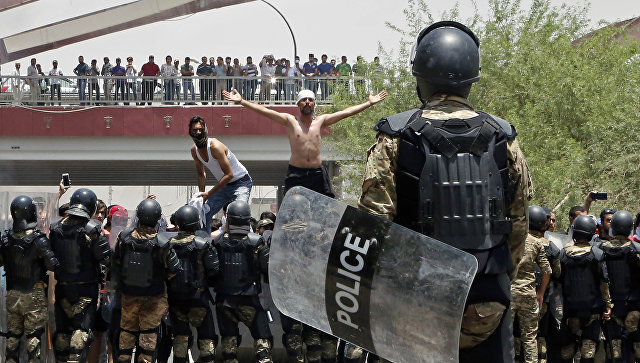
[286,115,326,168]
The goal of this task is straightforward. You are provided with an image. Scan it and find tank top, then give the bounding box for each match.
[195,138,248,182]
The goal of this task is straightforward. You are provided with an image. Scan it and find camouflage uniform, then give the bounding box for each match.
[599,237,640,361]
[536,237,562,363]
[558,242,613,363]
[167,232,219,363]
[214,231,273,363]
[111,225,177,363]
[358,94,532,359]
[50,215,111,363]
[510,231,552,363]
[0,228,57,363]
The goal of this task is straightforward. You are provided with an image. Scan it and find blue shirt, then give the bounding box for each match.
[74,62,90,77]
[317,62,333,75]
[111,65,126,85]
[197,64,213,76]
[303,62,317,75]
[214,65,226,76]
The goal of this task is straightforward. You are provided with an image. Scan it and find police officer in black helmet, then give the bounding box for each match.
[111,198,181,363]
[49,188,112,362]
[597,210,640,361]
[0,195,59,363]
[167,205,219,363]
[357,21,533,362]
[212,200,273,363]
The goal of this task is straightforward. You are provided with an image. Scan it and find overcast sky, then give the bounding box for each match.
[1,0,639,73]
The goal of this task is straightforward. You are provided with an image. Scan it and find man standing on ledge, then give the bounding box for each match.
[223,88,386,198]
[223,87,386,363]
[189,115,252,232]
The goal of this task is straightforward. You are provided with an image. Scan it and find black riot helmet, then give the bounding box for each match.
[610,210,634,237]
[67,188,97,220]
[572,215,597,242]
[136,199,162,227]
[226,200,251,226]
[528,205,548,232]
[174,205,201,232]
[411,21,480,101]
[10,195,38,232]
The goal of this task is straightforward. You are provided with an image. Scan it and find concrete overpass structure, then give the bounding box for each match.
[0,104,340,188]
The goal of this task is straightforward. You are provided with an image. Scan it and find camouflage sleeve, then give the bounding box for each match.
[551,257,562,279]
[600,281,614,309]
[535,240,552,275]
[357,133,398,220]
[506,139,533,270]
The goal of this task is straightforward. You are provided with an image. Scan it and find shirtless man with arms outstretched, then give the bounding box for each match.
[223,88,386,197]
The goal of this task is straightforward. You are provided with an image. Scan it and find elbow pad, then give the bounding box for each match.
[203,248,220,275]
[93,235,112,262]
[166,248,181,274]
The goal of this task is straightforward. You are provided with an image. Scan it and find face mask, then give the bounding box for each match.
[190,125,208,148]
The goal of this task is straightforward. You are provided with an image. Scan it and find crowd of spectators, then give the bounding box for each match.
[1,53,381,105]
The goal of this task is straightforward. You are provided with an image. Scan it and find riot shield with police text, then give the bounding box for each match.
[269,187,478,363]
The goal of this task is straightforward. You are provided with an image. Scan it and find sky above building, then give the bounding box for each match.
[1,0,639,73]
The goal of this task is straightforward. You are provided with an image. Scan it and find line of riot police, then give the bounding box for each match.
[0,189,273,363]
[513,205,640,363]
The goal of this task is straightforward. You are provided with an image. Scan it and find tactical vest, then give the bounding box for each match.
[50,219,100,283]
[601,242,640,306]
[215,233,261,296]
[120,229,166,295]
[168,236,209,298]
[376,110,516,275]
[0,230,49,292]
[560,247,604,315]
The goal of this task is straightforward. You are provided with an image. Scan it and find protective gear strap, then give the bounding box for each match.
[469,117,499,156]
[26,328,44,339]
[408,118,458,158]
[373,109,421,136]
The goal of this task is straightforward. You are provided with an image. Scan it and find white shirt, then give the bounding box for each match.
[195,138,248,183]
[49,68,63,85]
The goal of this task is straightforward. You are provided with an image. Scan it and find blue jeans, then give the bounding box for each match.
[183,80,195,102]
[77,79,87,104]
[204,174,252,232]
[244,79,257,100]
[163,80,175,102]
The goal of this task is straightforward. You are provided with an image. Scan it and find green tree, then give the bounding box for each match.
[325,0,640,230]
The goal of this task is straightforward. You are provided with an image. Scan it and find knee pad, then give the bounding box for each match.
[198,338,216,361]
[255,338,272,361]
[560,344,576,360]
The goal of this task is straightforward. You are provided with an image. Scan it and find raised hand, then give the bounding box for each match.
[369,90,388,104]
[223,89,242,104]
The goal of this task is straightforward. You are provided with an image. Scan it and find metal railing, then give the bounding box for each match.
[0,74,369,106]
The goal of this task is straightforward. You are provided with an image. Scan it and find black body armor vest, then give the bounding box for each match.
[168,236,209,298]
[1,230,49,292]
[50,219,101,283]
[601,242,640,312]
[560,247,604,315]
[215,233,261,296]
[120,229,166,296]
[376,109,516,276]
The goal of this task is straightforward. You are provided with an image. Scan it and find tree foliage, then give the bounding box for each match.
[324,0,640,230]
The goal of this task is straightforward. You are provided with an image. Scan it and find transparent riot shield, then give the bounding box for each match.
[269,187,478,363]
[545,231,572,250]
[108,208,131,249]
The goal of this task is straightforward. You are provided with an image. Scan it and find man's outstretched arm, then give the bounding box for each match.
[322,90,387,127]
[223,89,291,127]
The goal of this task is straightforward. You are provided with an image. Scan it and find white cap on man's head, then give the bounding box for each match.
[296,89,316,105]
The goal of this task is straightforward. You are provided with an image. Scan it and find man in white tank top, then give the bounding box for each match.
[189,115,252,232]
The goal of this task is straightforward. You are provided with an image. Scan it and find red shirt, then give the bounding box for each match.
[141,62,159,76]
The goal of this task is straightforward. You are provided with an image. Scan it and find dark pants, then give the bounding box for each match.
[141,80,155,105]
[199,79,210,104]
[50,84,61,105]
[89,82,100,104]
[283,164,335,198]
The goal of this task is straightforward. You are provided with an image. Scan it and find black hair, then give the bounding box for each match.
[189,115,205,130]
[59,203,70,217]
[211,217,223,230]
[568,205,586,219]
[259,211,276,224]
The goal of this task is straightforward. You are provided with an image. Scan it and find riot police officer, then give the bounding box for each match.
[212,200,273,363]
[111,198,180,363]
[511,205,552,363]
[0,195,59,363]
[558,215,612,363]
[358,21,532,362]
[167,205,219,363]
[49,188,111,362]
[598,210,640,362]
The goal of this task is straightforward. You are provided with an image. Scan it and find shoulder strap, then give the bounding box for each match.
[374,109,421,137]
[408,118,459,158]
[476,111,517,140]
